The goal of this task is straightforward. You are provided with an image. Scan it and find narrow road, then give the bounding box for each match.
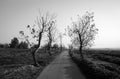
[37,51,86,79]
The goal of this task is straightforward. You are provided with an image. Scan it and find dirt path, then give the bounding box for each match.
[37,50,86,79]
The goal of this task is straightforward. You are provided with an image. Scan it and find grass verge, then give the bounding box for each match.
[70,50,120,79]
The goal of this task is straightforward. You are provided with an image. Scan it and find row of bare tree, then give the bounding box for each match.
[19,12,58,66]
[19,11,98,66]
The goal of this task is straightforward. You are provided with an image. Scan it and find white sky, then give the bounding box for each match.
[0,0,120,48]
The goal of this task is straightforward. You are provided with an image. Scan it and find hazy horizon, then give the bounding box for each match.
[0,0,120,48]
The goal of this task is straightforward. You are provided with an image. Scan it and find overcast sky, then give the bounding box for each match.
[0,0,120,48]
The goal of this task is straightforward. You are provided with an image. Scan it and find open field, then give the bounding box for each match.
[71,49,120,79]
[0,48,61,79]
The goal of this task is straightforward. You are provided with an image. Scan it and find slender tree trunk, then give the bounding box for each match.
[60,39,62,52]
[48,27,52,55]
[31,48,38,66]
[48,45,51,55]
[38,32,42,47]
[79,34,84,59]
[79,45,83,59]
[48,41,52,55]
[32,32,42,66]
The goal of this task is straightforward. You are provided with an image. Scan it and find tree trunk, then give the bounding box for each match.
[79,45,83,59]
[60,41,62,52]
[48,41,52,55]
[31,48,39,66]
[38,32,42,47]
[48,46,51,55]
[79,34,84,59]
[32,32,42,66]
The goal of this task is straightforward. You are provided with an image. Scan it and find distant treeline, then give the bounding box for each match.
[0,37,28,49]
[0,37,60,49]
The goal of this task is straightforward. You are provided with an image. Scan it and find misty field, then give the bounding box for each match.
[70,49,120,79]
[0,48,60,79]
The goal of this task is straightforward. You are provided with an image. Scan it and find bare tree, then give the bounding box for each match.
[68,12,98,59]
[19,11,56,66]
[47,20,57,55]
[59,33,63,51]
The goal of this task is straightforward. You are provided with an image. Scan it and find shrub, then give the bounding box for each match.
[18,42,28,49]
[10,37,19,48]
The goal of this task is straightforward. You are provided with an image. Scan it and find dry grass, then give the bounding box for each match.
[71,49,120,79]
[0,48,61,79]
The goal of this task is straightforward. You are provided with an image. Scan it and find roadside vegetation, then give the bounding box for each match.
[0,45,61,79]
[67,11,120,79]
[69,49,120,79]
[0,11,62,79]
